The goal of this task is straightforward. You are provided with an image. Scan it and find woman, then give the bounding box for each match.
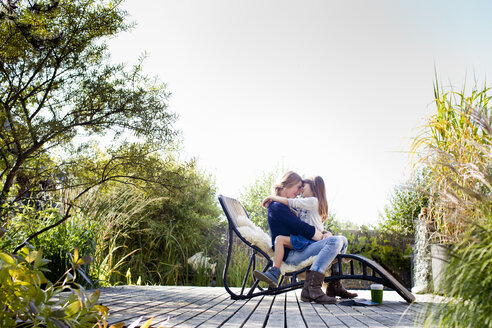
[263,171,356,304]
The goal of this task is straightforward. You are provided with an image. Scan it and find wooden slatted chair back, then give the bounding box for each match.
[218,195,249,230]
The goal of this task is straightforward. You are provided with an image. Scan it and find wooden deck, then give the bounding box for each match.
[95,286,435,328]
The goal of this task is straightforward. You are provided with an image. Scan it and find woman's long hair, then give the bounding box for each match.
[272,171,302,196]
[303,176,328,222]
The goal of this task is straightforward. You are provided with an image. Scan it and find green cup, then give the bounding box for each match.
[371,284,384,304]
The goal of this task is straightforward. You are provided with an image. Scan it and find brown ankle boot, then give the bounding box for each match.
[301,270,337,304]
[326,280,358,299]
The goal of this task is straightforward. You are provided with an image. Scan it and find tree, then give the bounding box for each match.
[240,169,282,230]
[0,0,176,205]
[379,168,430,235]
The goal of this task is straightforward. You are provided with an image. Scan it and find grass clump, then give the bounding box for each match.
[413,78,492,327]
[424,218,492,328]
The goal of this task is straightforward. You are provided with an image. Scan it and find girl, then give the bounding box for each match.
[254,176,332,287]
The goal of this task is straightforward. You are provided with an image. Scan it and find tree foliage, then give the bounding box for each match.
[0,0,229,297]
[0,144,225,285]
[83,156,224,286]
[379,168,430,234]
[0,0,176,205]
[239,169,280,230]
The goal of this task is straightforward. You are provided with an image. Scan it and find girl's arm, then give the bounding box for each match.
[262,195,289,208]
[288,197,318,212]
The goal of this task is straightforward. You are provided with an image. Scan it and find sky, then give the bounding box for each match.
[108,0,492,226]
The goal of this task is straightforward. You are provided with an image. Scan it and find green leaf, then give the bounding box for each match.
[40,259,51,266]
[29,301,38,315]
[34,249,45,268]
[64,300,81,317]
[52,318,69,328]
[81,255,92,265]
[18,247,30,258]
[25,250,37,264]
[52,309,67,318]
[88,289,100,306]
[73,248,79,265]
[32,270,49,285]
[95,304,109,317]
[0,252,16,266]
[139,317,154,328]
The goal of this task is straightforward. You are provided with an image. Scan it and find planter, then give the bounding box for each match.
[430,243,450,292]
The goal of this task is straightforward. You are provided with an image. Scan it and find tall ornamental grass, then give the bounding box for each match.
[1,167,226,287]
[79,171,225,286]
[412,80,492,243]
[413,80,492,327]
[79,187,154,286]
[424,217,492,328]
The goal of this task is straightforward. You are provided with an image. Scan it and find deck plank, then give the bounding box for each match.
[337,305,385,328]
[242,295,275,327]
[295,291,330,328]
[312,304,348,327]
[196,297,248,327]
[182,297,236,327]
[329,303,370,327]
[108,287,214,325]
[265,294,286,328]
[220,294,264,328]
[91,286,436,327]
[163,290,228,327]
[285,291,306,328]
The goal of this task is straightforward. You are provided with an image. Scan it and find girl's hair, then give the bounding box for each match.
[272,171,303,196]
[303,176,328,222]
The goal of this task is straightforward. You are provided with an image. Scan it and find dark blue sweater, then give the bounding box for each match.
[267,202,316,260]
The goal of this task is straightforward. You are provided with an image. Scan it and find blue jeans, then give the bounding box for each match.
[284,235,348,274]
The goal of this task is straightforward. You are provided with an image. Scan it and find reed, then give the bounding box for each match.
[411,79,492,242]
[78,173,224,286]
[412,78,492,327]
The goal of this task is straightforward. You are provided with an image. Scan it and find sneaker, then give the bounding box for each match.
[253,267,281,288]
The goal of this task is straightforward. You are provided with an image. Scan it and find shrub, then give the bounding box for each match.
[80,166,225,286]
[240,169,280,230]
[424,219,492,327]
[0,203,97,284]
[412,80,492,242]
[379,168,431,235]
[412,79,492,326]
[0,245,106,327]
[343,229,414,288]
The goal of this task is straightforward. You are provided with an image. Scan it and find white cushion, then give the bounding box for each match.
[236,216,274,258]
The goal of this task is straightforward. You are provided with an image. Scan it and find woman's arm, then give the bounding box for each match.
[262,195,289,208]
[269,203,316,240]
[312,229,323,241]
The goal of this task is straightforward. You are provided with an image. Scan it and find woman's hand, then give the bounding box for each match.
[321,231,332,239]
[262,195,289,208]
[262,196,273,208]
